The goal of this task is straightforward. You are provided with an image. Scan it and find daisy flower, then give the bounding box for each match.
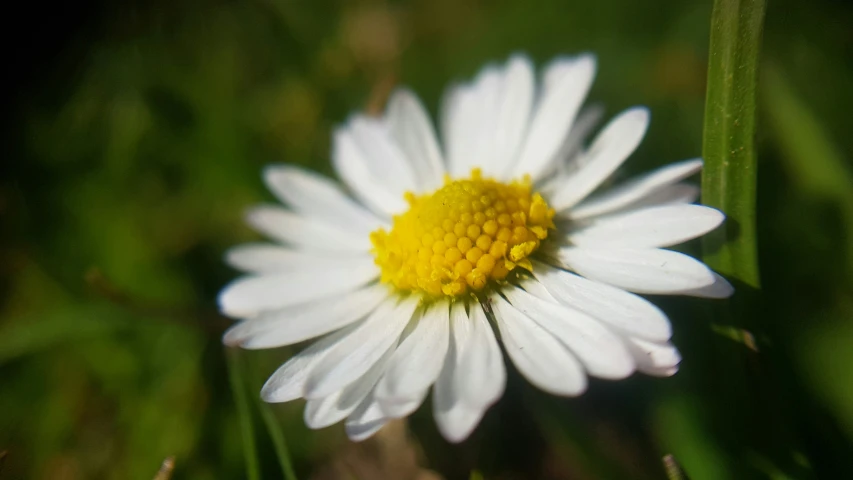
[219,53,732,443]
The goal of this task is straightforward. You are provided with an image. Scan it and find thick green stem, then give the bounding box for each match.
[701,0,767,289]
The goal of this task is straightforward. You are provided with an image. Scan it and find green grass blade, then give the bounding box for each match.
[701,0,767,288]
[258,401,298,480]
[244,350,300,480]
[761,64,853,270]
[226,348,262,480]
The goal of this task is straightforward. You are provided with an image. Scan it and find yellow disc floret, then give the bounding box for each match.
[370,169,556,297]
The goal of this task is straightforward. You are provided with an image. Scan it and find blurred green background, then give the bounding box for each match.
[2,0,853,478]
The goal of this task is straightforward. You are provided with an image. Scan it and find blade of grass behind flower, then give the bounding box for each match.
[700,0,766,288]
[761,63,853,476]
[761,64,853,271]
[243,349,299,480]
[695,2,820,478]
[226,347,262,480]
[257,394,298,480]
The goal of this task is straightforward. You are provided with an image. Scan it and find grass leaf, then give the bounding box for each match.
[258,400,299,480]
[701,0,767,288]
[226,348,262,480]
[761,64,853,271]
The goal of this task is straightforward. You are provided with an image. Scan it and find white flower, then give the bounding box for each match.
[219,53,732,443]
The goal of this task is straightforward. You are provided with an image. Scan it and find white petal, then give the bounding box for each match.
[557,247,716,294]
[304,297,419,399]
[503,285,635,379]
[332,127,408,217]
[532,261,672,342]
[385,89,446,191]
[378,389,428,419]
[543,55,588,89]
[676,272,734,299]
[225,243,367,274]
[223,285,389,348]
[348,117,418,192]
[445,67,504,177]
[625,337,681,377]
[345,391,389,442]
[553,105,606,172]
[568,205,725,249]
[568,158,703,219]
[559,104,606,167]
[511,54,596,182]
[632,183,700,209]
[245,205,371,252]
[517,276,558,302]
[456,302,506,409]
[485,54,535,178]
[375,300,450,409]
[433,401,483,444]
[535,105,606,198]
[439,84,468,176]
[263,165,385,234]
[304,345,395,429]
[217,259,378,318]
[433,302,486,443]
[550,107,650,211]
[491,293,588,396]
[260,325,357,403]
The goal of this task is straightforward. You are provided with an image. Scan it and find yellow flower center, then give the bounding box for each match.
[370,169,555,297]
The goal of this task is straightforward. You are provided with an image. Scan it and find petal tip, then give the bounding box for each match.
[576,52,598,69]
[437,415,480,444]
[507,51,534,68]
[222,325,243,347]
[388,87,417,108]
[260,386,283,404]
[687,157,704,168]
[242,205,267,226]
[626,105,651,124]
[261,163,288,184]
[217,282,245,318]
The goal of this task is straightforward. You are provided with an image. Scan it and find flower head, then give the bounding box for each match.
[219,53,732,442]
